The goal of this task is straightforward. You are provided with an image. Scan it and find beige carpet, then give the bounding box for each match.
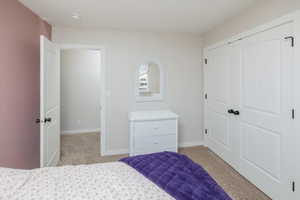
[58,132,271,200]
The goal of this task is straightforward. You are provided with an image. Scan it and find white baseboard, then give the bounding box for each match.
[101,140,204,156]
[102,149,129,156]
[179,141,204,148]
[61,129,101,135]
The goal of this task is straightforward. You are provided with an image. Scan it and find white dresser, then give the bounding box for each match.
[129,110,178,156]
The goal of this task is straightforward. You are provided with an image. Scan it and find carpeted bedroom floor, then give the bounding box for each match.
[57,132,271,200]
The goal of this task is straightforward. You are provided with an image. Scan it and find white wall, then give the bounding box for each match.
[61,49,101,134]
[53,27,203,153]
[203,0,300,47]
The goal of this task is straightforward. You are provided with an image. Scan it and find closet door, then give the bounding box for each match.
[236,23,293,199]
[204,46,236,167]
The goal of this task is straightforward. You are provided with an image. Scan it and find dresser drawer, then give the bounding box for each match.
[132,148,177,156]
[134,134,176,152]
[133,120,177,137]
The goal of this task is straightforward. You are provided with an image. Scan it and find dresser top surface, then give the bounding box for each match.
[129,110,178,121]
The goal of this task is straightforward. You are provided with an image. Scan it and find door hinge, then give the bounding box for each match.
[285,36,295,47]
[204,58,208,64]
[292,109,295,119]
[205,129,208,135]
[205,93,208,99]
[292,181,296,192]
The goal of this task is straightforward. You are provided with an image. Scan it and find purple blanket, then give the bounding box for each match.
[120,151,232,200]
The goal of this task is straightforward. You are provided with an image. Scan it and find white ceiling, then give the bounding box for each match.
[19,0,258,34]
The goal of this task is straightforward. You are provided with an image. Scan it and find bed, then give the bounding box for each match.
[0,152,231,200]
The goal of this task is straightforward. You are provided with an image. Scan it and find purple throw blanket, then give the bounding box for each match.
[120,151,232,200]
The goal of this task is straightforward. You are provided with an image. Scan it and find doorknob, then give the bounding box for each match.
[228,109,234,114]
[233,110,240,115]
[44,118,52,123]
[228,109,240,115]
[36,118,52,124]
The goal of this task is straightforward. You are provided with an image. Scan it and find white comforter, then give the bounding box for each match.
[0,162,174,200]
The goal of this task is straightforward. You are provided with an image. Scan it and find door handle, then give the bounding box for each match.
[228,109,234,114]
[36,118,52,124]
[233,110,240,115]
[44,118,52,123]
[228,109,240,115]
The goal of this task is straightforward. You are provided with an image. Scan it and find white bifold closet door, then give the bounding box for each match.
[204,45,237,167]
[204,22,294,200]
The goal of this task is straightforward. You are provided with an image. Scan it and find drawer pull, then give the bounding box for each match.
[154,127,159,130]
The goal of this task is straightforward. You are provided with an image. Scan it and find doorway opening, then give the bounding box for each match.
[59,46,105,165]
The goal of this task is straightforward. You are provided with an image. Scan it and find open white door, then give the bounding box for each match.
[40,35,60,167]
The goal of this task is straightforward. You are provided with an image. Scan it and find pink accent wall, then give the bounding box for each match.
[0,0,52,169]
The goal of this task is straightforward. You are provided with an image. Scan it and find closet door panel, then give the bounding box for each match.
[204,46,234,166]
[241,123,280,178]
[207,111,229,146]
[238,23,293,199]
[242,40,281,114]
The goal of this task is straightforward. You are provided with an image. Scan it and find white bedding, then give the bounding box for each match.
[0,162,174,200]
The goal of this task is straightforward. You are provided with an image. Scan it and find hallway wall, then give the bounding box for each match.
[61,49,101,134]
